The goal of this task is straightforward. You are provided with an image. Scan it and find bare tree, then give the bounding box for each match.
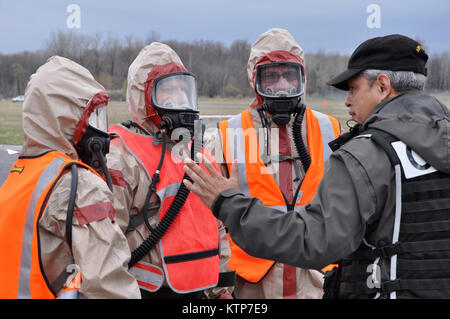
[0,30,448,100]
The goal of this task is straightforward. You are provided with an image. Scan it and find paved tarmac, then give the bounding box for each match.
[0,145,21,186]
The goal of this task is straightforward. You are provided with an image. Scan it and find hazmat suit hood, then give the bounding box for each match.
[22,56,107,159]
[362,90,450,174]
[126,42,187,135]
[247,28,305,108]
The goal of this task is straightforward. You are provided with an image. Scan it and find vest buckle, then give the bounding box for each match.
[378,242,401,258]
[380,279,401,294]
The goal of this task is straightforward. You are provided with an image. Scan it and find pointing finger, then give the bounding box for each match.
[182,178,201,195]
[196,153,222,178]
[229,159,239,178]
[184,156,212,183]
[183,161,208,190]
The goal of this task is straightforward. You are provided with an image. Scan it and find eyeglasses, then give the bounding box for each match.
[261,70,299,85]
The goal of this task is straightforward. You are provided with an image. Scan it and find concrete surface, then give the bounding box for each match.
[0,145,21,187]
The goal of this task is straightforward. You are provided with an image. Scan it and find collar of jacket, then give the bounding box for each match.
[328,93,407,152]
[361,93,406,131]
[328,123,362,152]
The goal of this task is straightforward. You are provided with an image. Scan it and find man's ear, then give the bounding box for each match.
[376,74,394,99]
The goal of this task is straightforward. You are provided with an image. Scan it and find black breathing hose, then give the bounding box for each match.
[256,105,270,164]
[128,131,201,269]
[142,129,167,232]
[288,103,311,210]
[292,104,310,173]
[96,149,113,191]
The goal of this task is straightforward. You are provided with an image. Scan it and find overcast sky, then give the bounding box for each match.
[1,0,449,55]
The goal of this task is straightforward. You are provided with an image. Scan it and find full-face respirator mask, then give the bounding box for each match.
[151,72,200,139]
[128,73,203,267]
[75,101,113,190]
[255,61,305,126]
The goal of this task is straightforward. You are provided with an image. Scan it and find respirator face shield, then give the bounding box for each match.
[255,62,304,99]
[152,72,198,112]
[88,105,109,134]
[151,72,200,134]
[255,62,305,126]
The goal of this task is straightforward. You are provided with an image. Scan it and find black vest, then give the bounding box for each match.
[324,129,450,299]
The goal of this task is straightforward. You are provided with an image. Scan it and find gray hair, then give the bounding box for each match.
[362,69,426,92]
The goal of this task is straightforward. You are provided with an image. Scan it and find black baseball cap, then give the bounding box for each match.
[327,34,429,90]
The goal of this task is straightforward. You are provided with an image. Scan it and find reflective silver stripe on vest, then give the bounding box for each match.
[225,111,337,201]
[226,114,251,197]
[157,182,182,200]
[311,110,336,162]
[129,262,164,293]
[390,164,403,299]
[17,157,66,298]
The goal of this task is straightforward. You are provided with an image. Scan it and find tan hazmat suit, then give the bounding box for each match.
[106,42,234,299]
[205,28,325,299]
[21,56,141,298]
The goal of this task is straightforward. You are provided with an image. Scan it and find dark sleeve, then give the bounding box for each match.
[211,148,379,270]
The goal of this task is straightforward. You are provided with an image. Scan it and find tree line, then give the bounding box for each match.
[1,30,449,100]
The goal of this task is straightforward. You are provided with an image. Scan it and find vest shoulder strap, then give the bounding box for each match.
[65,164,78,251]
[61,159,102,251]
[125,203,160,234]
[362,128,401,166]
[120,120,152,136]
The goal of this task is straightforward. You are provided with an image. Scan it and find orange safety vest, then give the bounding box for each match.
[109,124,220,293]
[0,150,98,298]
[218,108,341,283]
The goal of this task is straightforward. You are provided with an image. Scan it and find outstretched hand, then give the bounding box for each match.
[183,153,239,209]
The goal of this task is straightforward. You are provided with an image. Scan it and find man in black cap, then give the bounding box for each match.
[327,34,430,125]
[182,34,450,298]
